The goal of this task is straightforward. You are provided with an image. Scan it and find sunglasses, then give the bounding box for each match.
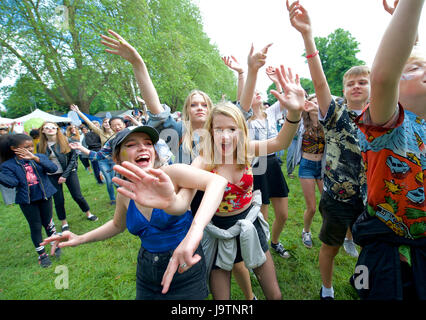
[44,126,58,130]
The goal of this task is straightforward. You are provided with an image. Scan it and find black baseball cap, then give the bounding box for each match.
[110,125,159,153]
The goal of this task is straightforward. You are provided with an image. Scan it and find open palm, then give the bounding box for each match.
[112,161,176,209]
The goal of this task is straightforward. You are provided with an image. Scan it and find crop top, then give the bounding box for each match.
[212,166,253,213]
[126,200,193,253]
[302,129,325,154]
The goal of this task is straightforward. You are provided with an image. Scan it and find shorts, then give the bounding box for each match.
[253,154,289,204]
[135,245,208,300]
[318,191,364,246]
[298,157,322,180]
[211,205,269,268]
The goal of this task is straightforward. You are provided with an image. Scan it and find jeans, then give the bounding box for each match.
[90,159,103,184]
[48,171,90,221]
[98,158,116,201]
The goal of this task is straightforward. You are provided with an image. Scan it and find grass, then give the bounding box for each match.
[0,153,359,300]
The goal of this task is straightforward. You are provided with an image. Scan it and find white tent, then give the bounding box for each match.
[0,117,15,125]
[13,108,72,123]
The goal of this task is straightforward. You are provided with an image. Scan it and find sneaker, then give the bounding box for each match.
[54,247,62,259]
[319,287,334,300]
[110,200,116,205]
[87,214,98,221]
[38,254,52,268]
[302,230,313,248]
[343,239,359,257]
[271,242,290,259]
[61,224,70,232]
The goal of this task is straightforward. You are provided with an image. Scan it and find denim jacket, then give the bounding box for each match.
[0,154,57,204]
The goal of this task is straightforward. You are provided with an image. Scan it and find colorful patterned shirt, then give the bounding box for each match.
[356,104,426,239]
[319,98,367,204]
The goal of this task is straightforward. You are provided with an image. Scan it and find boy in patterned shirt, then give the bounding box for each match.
[352,0,425,300]
[287,0,369,299]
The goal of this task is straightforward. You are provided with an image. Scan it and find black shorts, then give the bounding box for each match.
[253,154,289,204]
[318,191,364,246]
[211,205,269,268]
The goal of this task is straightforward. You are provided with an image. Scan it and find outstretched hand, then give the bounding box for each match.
[270,65,306,114]
[70,104,80,113]
[287,0,311,35]
[41,231,82,249]
[100,30,142,65]
[112,161,176,209]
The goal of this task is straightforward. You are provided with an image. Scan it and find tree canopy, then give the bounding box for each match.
[266,28,364,104]
[0,0,237,116]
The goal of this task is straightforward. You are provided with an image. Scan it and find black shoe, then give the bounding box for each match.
[54,247,62,259]
[61,224,70,232]
[38,254,52,268]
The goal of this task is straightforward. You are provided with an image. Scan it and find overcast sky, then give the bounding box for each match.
[1,1,425,110]
[194,0,426,98]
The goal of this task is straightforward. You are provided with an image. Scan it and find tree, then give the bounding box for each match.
[0,0,236,116]
[309,28,365,97]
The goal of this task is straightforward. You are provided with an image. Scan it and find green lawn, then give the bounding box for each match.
[0,155,359,300]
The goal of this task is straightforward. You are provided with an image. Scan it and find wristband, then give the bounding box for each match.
[306,50,319,59]
[286,116,301,124]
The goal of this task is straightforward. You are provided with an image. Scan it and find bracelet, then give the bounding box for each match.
[285,116,301,124]
[306,50,319,59]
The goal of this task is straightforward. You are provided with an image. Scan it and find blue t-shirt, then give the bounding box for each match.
[126,200,193,253]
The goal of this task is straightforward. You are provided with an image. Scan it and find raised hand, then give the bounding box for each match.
[100,30,142,65]
[247,43,273,72]
[222,55,244,74]
[270,65,306,114]
[287,0,311,35]
[383,0,399,15]
[266,66,280,83]
[70,104,80,113]
[112,161,176,209]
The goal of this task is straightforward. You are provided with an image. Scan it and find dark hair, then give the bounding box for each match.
[109,117,124,126]
[29,129,40,139]
[0,134,32,163]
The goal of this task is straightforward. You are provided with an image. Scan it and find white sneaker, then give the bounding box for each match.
[343,239,359,257]
[302,230,313,248]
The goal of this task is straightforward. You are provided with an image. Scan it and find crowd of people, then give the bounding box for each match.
[0,0,424,300]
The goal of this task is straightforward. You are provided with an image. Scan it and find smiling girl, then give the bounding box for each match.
[42,125,227,300]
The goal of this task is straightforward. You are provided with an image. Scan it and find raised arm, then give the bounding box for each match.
[266,66,283,105]
[222,55,245,101]
[369,0,424,124]
[239,43,273,112]
[287,0,331,118]
[100,30,164,115]
[251,65,305,155]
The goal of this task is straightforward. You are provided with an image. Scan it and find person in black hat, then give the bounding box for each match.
[42,125,227,300]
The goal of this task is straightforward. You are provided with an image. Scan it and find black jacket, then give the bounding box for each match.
[38,142,78,179]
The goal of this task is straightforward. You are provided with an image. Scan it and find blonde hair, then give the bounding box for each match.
[342,65,371,87]
[38,122,71,154]
[66,125,80,142]
[180,90,213,156]
[199,101,252,171]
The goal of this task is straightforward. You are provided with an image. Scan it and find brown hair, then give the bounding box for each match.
[38,122,71,154]
[342,65,371,87]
